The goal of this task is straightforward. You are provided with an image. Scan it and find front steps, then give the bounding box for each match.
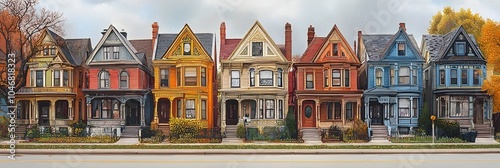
[475,124,493,138]
[121,126,140,138]
[222,125,242,143]
[301,128,321,143]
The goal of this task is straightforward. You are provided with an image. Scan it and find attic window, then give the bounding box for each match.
[113,46,119,59]
[332,43,339,56]
[252,42,263,56]
[455,42,466,56]
[183,36,192,55]
[44,46,56,56]
[398,43,405,56]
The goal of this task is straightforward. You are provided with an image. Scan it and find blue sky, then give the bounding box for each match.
[38,0,500,56]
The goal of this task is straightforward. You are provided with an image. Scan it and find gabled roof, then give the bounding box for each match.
[65,38,92,65]
[220,21,288,61]
[130,39,153,71]
[378,28,423,61]
[86,24,145,66]
[300,37,325,63]
[154,33,214,60]
[422,26,484,62]
[361,33,419,61]
[46,29,76,65]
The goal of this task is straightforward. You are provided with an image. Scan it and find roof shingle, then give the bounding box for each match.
[299,37,325,63]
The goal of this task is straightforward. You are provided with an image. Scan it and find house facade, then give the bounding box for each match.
[84,25,153,136]
[422,26,492,137]
[16,28,92,132]
[295,25,363,131]
[219,21,292,136]
[358,23,424,137]
[150,23,217,132]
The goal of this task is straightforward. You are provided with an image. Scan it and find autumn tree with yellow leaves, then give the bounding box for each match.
[428,6,485,40]
[480,19,500,113]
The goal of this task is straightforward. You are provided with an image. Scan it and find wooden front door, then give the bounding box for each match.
[302,103,316,128]
[370,102,383,125]
[38,101,50,126]
[226,100,238,125]
[158,99,170,123]
[474,99,484,124]
[126,100,141,126]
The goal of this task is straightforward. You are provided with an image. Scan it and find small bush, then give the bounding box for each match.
[68,120,87,137]
[169,118,202,138]
[435,119,460,138]
[236,123,245,138]
[0,116,9,138]
[26,125,40,138]
[343,119,368,142]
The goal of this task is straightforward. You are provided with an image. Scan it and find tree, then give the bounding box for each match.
[428,6,485,40]
[479,19,500,73]
[0,0,64,101]
[418,101,431,135]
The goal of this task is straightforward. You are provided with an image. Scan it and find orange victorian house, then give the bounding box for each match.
[294,25,363,140]
[150,23,217,132]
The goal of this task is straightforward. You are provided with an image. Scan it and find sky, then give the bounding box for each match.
[38,0,500,56]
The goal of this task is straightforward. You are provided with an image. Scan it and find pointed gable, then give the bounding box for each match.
[437,26,484,62]
[308,25,359,64]
[378,27,423,61]
[86,25,144,65]
[40,29,76,65]
[225,21,287,62]
[158,24,213,61]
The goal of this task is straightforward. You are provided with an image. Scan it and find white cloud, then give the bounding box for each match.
[37,0,500,55]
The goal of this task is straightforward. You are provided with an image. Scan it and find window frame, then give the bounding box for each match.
[344,69,350,87]
[305,73,314,89]
[259,70,274,86]
[185,99,195,119]
[332,69,341,86]
[119,71,129,89]
[63,70,69,87]
[184,67,198,86]
[201,67,206,86]
[249,68,255,87]
[99,70,110,89]
[455,42,466,56]
[398,43,405,56]
[277,68,283,87]
[473,69,480,85]
[412,68,417,85]
[450,69,458,85]
[55,100,69,119]
[461,69,468,85]
[36,70,43,87]
[231,70,240,88]
[113,46,120,59]
[398,98,410,118]
[334,102,341,120]
[332,43,339,56]
[375,69,383,86]
[54,70,60,87]
[399,67,410,85]
[251,42,263,56]
[439,69,445,86]
[265,99,275,119]
[103,47,110,60]
[201,100,207,120]
[324,69,329,87]
[160,69,169,87]
[346,102,353,121]
[390,68,395,85]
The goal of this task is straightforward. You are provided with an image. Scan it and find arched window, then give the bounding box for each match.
[249,68,255,86]
[277,68,283,87]
[120,71,129,89]
[99,70,110,89]
[375,69,383,86]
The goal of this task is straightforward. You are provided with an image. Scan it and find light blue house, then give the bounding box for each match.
[358,23,424,139]
[422,26,492,138]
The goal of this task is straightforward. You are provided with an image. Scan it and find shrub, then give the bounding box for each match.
[236,123,245,138]
[285,106,297,139]
[68,120,87,137]
[323,125,343,140]
[435,119,460,138]
[418,102,432,135]
[26,125,40,138]
[169,118,203,138]
[30,136,118,143]
[0,116,9,138]
[344,119,368,141]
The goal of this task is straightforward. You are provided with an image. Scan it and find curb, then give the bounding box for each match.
[2,149,500,155]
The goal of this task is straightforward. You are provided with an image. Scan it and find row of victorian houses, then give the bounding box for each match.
[10,21,494,139]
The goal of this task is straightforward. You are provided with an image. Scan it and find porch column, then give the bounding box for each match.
[365,100,370,125]
[121,102,126,125]
[357,100,361,120]
[169,98,174,118]
[297,99,302,130]
[86,102,91,120]
[342,99,346,126]
[140,104,145,127]
[315,99,320,128]
[409,97,413,119]
[68,99,73,120]
[238,99,242,123]
[34,100,38,123]
[29,100,34,125]
[49,100,56,126]
[221,96,226,133]
[152,98,158,129]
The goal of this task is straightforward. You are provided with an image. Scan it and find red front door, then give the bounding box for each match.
[302,102,316,128]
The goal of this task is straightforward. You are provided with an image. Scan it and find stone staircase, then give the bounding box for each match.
[121,126,140,138]
[371,125,388,140]
[158,124,170,137]
[222,125,242,143]
[475,124,493,138]
[301,128,321,143]
[14,125,27,139]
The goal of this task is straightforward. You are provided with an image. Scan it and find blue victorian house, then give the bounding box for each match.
[422,26,492,138]
[358,23,424,140]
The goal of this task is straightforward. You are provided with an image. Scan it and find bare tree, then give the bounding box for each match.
[0,0,64,104]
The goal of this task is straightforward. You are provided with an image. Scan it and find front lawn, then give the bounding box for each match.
[391,136,466,143]
[23,136,119,143]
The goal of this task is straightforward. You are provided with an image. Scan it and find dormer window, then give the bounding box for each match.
[103,47,110,59]
[332,43,339,56]
[113,46,120,59]
[43,46,56,56]
[252,42,263,56]
[398,43,405,56]
[455,42,466,56]
[183,36,192,55]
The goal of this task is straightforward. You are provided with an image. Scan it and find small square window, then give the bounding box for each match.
[398,43,405,56]
[252,42,263,56]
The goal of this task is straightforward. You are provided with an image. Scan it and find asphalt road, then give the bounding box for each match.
[1,153,499,168]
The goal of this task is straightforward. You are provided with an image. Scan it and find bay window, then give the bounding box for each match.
[332,69,341,86]
[450,96,469,117]
[399,98,410,117]
[344,69,350,87]
[451,69,458,85]
[399,67,410,85]
[259,70,273,86]
[184,67,197,86]
[277,68,283,87]
[54,70,60,86]
[265,99,275,119]
[185,99,195,119]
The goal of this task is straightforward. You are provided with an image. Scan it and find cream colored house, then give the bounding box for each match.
[219,21,292,137]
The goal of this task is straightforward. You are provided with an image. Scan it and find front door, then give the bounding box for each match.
[302,102,316,128]
[226,100,238,125]
[158,99,170,123]
[126,100,141,126]
[474,99,484,124]
[370,102,383,125]
[38,101,50,126]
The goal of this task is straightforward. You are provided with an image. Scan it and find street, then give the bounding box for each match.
[1,153,499,168]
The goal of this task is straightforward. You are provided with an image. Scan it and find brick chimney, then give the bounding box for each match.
[307,25,315,45]
[220,22,226,45]
[285,22,292,61]
[357,31,362,59]
[152,22,159,49]
[353,40,357,56]
[399,22,406,31]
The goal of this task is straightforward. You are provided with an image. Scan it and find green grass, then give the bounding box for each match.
[1,144,500,149]
[391,136,466,143]
[496,138,500,143]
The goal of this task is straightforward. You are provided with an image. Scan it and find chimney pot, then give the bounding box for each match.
[307,25,315,45]
[399,22,406,31]
[152,22,159,49]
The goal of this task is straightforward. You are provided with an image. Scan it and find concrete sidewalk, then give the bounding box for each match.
[1,148,500,155]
